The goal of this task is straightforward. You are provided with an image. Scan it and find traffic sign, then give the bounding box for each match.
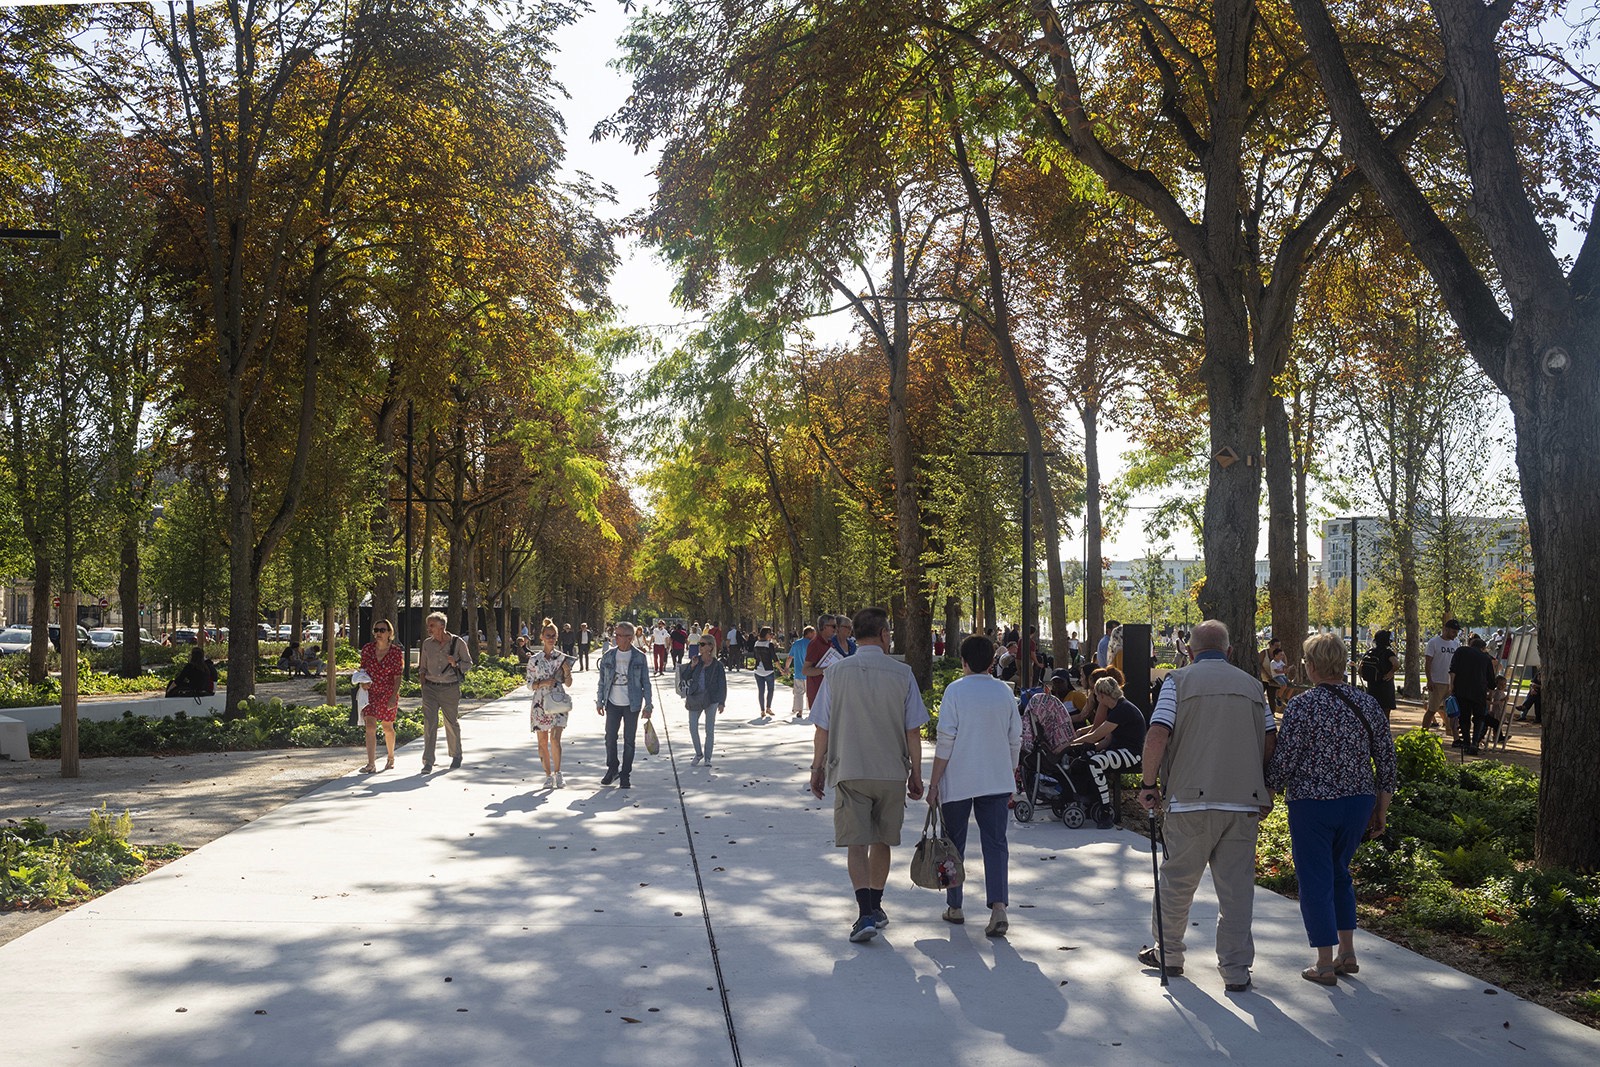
[99,596,109,608]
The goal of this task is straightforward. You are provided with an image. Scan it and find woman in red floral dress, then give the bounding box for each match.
[359,619,405,773]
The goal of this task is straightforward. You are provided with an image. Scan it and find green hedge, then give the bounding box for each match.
[27,697,425,758]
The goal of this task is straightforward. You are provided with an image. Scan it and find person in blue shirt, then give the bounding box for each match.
[785,625,815,719]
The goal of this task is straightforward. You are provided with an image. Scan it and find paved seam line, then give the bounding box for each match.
[654,675,743,1067]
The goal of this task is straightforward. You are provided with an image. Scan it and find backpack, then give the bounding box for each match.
[1359,647,1386,686]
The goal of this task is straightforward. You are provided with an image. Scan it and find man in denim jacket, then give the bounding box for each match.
[596,621,654,788]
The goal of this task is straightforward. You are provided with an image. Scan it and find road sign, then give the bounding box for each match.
[99,596,109,608]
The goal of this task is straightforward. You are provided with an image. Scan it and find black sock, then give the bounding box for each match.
[868,888,883,912]
[855,888,873,917]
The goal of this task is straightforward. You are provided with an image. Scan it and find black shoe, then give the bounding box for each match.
[421,763,433,774]
[1466,747,1480,756]
[450,755,462,770]
[619,776,631,789]
[1137,945,1182,976]
[601,770,617,785]
[1225,978,1252,993]
[1450,739,1464,748]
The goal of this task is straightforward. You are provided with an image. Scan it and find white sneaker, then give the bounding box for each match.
[690,754,702,765]
[543,774,555,789]
[554,772,564,788]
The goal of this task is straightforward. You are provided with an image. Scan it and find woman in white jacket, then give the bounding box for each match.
[925,634,1023,937]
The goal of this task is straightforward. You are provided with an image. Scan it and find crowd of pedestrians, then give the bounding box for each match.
[345,605,1420,995]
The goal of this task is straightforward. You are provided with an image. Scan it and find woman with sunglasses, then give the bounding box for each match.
[358,619,404,773]
[527,618,575,788]
[682,635,727,765]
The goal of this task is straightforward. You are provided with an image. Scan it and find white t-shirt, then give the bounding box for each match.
[1425,635,1460,684]
[609,649,634,705]
[934,673,1024,803]
[652,626,668,647]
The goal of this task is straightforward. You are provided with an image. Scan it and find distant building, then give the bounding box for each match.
[1319,515,1524,592]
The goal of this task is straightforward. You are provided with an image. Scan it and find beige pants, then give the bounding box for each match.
[421,682,462,764]
[791,678,807,716]
[1152,808,1261,985]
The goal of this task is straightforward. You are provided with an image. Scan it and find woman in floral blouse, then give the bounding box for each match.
[358,619,405,773]
[1267,631,1399,985]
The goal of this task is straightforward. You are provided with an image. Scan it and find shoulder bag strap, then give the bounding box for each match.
[1327,684,1380,754]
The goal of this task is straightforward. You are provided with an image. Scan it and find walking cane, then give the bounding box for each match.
[1148,805,1169,987]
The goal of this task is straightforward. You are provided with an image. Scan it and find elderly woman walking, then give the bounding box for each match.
[1267,632,1399,984]
[926,634,1023,937]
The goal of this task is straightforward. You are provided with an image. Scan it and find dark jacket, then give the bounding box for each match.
[682,657,727,710]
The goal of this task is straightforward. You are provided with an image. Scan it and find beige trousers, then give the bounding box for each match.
[1152,808,1261,984]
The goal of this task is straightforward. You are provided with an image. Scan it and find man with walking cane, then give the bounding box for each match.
[1135,620,1276,994]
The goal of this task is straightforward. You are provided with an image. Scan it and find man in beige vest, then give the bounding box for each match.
[808,607,928,944]
[1136,619,1276,992]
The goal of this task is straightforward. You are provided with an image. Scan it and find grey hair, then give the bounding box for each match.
[1187,619,1229,654]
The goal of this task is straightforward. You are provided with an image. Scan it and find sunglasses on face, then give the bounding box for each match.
[374,628,390,634]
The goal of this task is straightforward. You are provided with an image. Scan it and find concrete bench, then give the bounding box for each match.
[0,714,29,761]
[2,694,230,735]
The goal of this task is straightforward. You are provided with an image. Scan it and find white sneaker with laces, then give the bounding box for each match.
[554,772,564,788]
[543,774,555,789]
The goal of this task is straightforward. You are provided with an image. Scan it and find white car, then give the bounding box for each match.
[0,625,32,655]
[87,628,123,651]
[275,624,295,640]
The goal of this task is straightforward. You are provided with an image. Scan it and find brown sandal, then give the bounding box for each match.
[1302,963,1338,985]
[1334,953,1359,975]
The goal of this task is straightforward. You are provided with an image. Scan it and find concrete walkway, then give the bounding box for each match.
[2,669,1595,1066]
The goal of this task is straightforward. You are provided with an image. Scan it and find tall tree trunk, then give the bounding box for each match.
[1082,401,1105,655]
[118,534,142,678]
[1264,395,1307,678]
[944,594,961,650]
[882,195,932,688]
[947,112,1069,673]
[28,552,50,686]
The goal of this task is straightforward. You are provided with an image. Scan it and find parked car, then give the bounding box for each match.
[256,623,275,641]
[171,629,199,645]
[48,624,93,651]
[0,625,33,655]
[275,624,295,640]
[87,628,123,651]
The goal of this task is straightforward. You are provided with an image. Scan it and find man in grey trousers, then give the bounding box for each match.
[1136,619,1276,993]
[419,611,472,773]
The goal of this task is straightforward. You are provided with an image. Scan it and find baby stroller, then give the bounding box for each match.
[1015,742,1104,829]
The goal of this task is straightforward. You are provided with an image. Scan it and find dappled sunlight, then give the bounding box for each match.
[4,680,1598,1064]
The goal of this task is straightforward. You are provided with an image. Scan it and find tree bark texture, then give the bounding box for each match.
[1082,401,1104,655]
[1290,0,1600,867]
[1264,396,1307,678]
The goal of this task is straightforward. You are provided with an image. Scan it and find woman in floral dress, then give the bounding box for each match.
[526,618,574,788]
[358,619,404,773]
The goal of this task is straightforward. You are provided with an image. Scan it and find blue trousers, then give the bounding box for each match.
[604,702,639,776]
[755,672,775,710]
[941,793,1010,909]
[1287,794,1375,947]
[689,704,716,759]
